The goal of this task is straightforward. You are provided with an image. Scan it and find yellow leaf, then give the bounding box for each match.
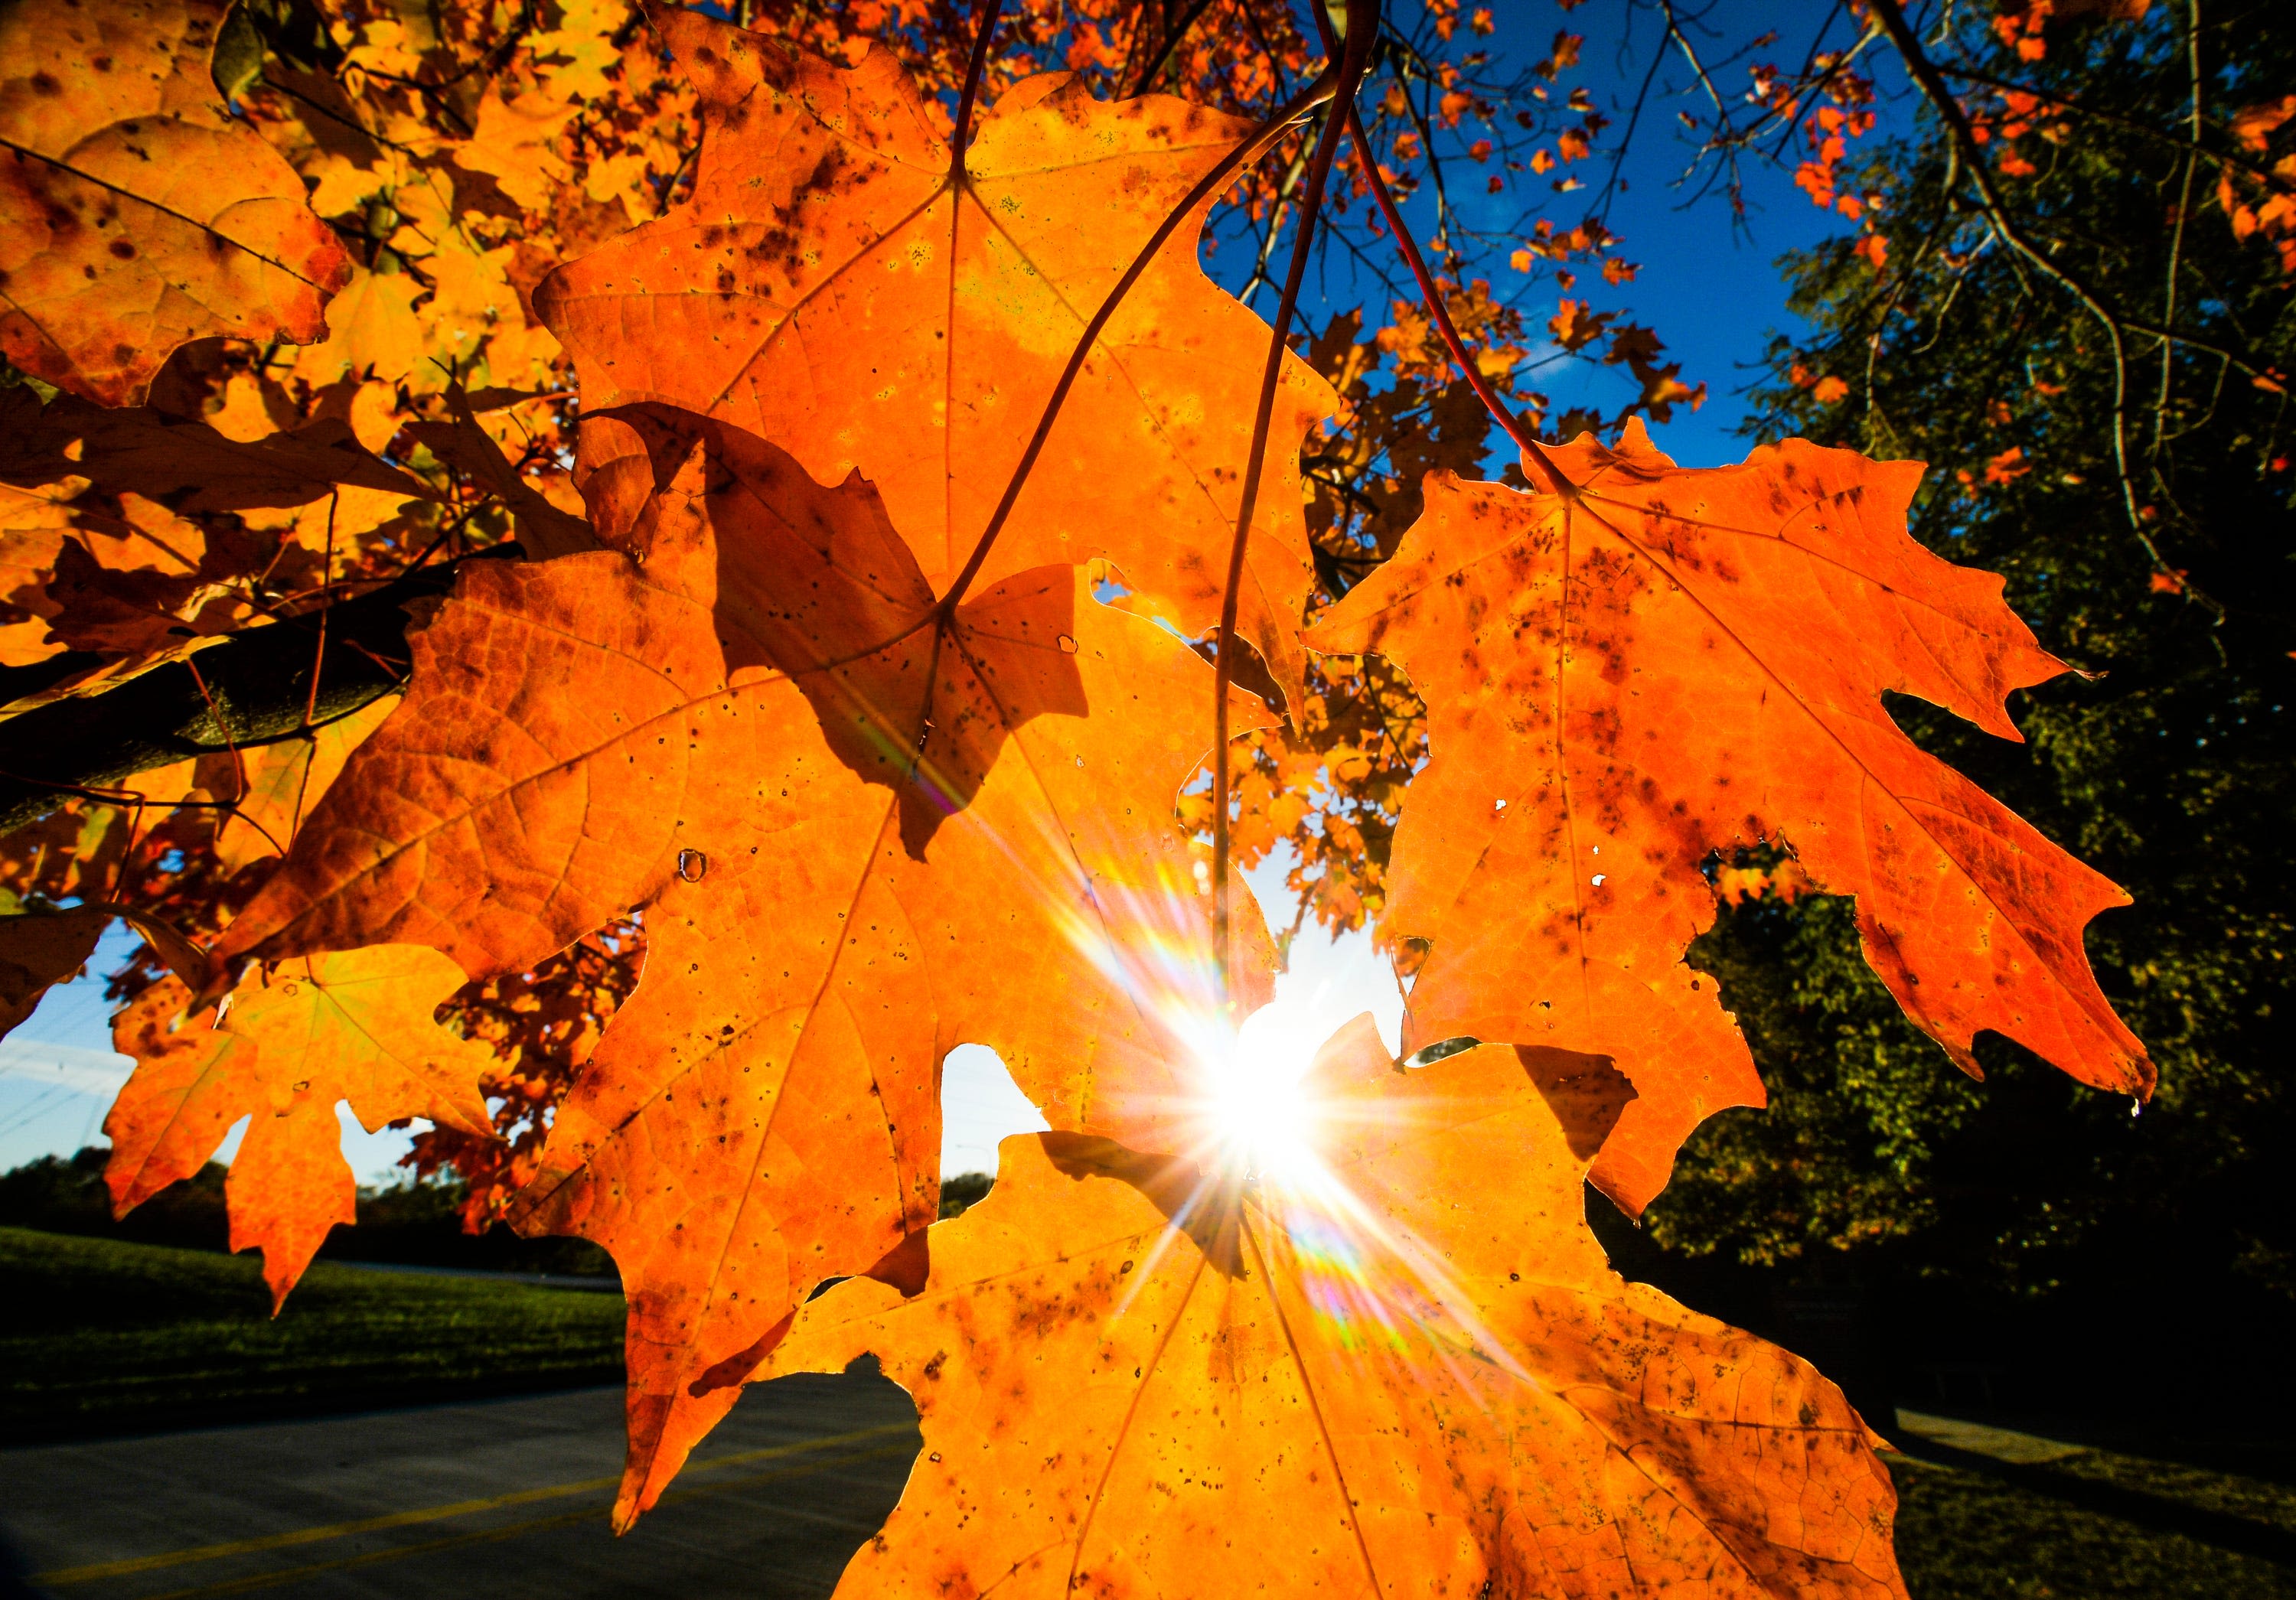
[293,267,427,387]
[453,90,576,214]
[306,153,390,220]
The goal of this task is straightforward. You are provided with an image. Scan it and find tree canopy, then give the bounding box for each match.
[1642,1,2295,1347]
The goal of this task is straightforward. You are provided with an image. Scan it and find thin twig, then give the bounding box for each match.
[1210,0,1378,1002]
[2152,0,2202,461]
[302,488,340,730]
[1239,128,1316,306]
[1131,0,1218,96]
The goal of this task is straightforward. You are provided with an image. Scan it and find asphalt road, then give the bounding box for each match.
[1,1370,920,1600]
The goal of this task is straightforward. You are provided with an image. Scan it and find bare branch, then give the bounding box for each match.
[1866,0,2197,598]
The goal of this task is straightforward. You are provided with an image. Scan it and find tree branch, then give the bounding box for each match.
[0,550,517,836]
[1867,0,2193,596]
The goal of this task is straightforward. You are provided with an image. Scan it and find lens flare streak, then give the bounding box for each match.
[812,596,1528,1391]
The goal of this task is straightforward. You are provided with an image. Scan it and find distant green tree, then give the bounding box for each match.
[0,1147,228,1252]
[1645,3,2296,1318]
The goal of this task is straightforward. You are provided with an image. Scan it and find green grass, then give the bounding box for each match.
[1890,1442,2296,1598]
[1,1225,625,1438]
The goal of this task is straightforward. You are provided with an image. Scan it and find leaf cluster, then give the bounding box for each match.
[0,0,2208,1587]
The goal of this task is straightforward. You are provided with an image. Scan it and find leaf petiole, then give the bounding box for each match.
[1209,0,1381,1004]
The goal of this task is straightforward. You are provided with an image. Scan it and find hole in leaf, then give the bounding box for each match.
[938,1044,1047,1218]
[1406,1035,1479,1067]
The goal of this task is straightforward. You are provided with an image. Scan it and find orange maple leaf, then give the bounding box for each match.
[1306,422,2151,1214]
[534,7,1332,692]
[0,480,212,668]
[0,481,86,666]
[2230,93,2296,152]
[1547,298,1612,352]
[105,947,497,1307]
[219,407,1274,1523]
[0,0,352,405]
[1982,445,2032,486]
[762,1017,1908,1598]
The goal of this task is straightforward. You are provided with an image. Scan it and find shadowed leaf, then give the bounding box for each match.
[0,387,434,514]
[0,905,106,1038]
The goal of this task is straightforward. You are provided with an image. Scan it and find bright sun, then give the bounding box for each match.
[1199,993,1331,1185]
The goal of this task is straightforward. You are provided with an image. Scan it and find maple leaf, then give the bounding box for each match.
[534,6,1332,691]
[0,0,353,405]
[452,89,577,214]
[1306,422,2152,1214]
[1,899,209,1038]
[105,945,496,1308]
[217,407,1273,1522]
[762,1015,1908,1599]
[0,481,85,665]
[0,477,210,668]
[286,265,425,390]
[37,533,247,659]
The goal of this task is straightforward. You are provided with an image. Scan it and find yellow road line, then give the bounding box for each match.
[34,1423,915,1587]
[132,1445,916,1600]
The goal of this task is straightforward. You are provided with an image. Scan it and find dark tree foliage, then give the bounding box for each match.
[1645,5,2295,1341]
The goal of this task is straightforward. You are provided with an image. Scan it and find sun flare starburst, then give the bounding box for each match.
[1199,992,1329,1185]
[1032,845,1530,1384]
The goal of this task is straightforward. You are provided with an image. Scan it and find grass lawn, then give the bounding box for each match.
[2,1225,625,1439]
[1889,1439,2296,1598]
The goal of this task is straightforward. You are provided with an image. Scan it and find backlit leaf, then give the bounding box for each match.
[765,1015,1909,1599]
[1306,422,2152,1213]
[217,409,1271,1520]
[536,7,1332,690]
[104,946,495,1307]
[197,695,402,878]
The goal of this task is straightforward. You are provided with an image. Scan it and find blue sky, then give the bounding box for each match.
[1206,0,1905,467]
[1493,0,1891,464]
[0,0,1906,1186]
